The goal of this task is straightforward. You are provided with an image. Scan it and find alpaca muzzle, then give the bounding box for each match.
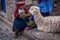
[29,9,34,15]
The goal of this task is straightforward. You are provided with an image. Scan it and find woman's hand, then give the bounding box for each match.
[25,14,30,17]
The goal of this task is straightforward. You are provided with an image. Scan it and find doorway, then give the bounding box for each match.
[0,0,6,13]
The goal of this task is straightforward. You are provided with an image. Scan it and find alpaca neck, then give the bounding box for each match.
[38,12,44,19]
[38,12,44,23]
[34,12,44,21]
[34,12,44,26]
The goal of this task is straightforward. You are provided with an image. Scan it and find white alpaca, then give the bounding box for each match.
[29,6,60,32]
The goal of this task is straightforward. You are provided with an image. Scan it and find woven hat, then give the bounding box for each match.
[16,2,25,6]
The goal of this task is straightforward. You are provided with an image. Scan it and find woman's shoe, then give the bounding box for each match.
[13,32,18,38]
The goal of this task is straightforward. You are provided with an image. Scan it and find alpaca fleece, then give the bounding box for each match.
[29,6,60,32]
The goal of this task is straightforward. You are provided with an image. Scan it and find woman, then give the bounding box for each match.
[12,2,29,38]
[37,0,53,17]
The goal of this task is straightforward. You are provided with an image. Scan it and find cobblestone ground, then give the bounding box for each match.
[33,31,60,40]
[0,20,29,40]
[24,28,60,40]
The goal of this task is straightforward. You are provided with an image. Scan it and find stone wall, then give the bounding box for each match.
[5,0,60,22]
[5,0,34,22]
[5,0,25,22]
[5,0,16,22]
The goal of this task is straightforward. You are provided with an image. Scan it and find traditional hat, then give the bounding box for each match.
[16,2,25,6]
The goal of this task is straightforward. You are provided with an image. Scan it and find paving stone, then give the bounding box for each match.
[32,31,60,40]
[0,20,29,40]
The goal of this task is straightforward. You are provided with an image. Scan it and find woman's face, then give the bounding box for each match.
[19,6,24,9]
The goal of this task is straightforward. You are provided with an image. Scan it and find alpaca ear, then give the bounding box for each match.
[37,7,40,13]
[38,7,40,10]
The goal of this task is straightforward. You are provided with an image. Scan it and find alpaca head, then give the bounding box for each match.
[29,6,40,15]
[29,6,44,22]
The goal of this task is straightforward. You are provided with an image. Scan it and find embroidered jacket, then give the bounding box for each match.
[14,7,29,18]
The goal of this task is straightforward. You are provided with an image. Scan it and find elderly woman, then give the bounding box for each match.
[37,0,53,17]
[12,2,29,38]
